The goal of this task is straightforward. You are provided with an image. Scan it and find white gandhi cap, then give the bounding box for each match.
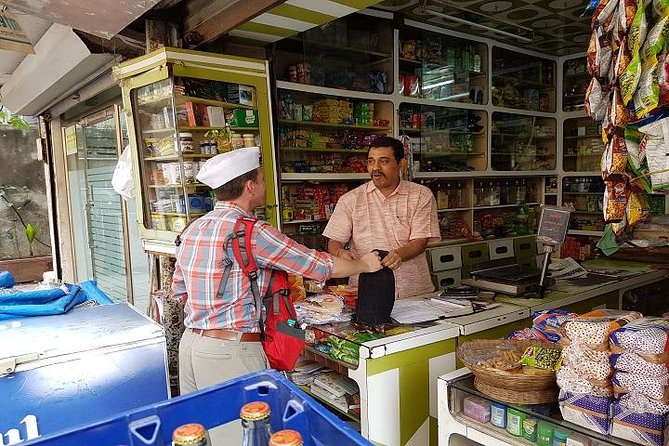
[195,147,260,189]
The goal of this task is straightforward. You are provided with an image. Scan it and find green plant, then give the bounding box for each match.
[0,106,30,131]
[25,223,38,257]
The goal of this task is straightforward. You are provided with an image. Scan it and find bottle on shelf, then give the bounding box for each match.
[516,202,529,236]
[241,401,273,446]
[172,423,210,446]
[437,183,449,209]
[474,180,484,206]
[269,429,303,446]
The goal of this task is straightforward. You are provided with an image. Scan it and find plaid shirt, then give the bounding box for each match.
[172,202,334,332]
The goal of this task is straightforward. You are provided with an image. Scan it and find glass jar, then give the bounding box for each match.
[179,132,194,153]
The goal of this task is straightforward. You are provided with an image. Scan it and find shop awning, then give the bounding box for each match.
[6,0,162,40]
[227,0,385,42]
[0,23,118,116]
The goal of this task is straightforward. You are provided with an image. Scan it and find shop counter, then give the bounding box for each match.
[437,368,633,446]
[493,260,668,314]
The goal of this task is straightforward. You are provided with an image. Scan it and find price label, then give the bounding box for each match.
[537,206,571,246]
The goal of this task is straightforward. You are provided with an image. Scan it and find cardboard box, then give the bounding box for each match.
[206,106,226,127]
[184,102,210,126]
[227,84,256,106]
[229,109,258,127]
[0,304,169,444]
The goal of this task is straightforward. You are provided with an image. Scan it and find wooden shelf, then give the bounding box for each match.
[303,345,356,373]
[417,152,486,158]
[297,385,361,423]
[279,119,390,131]
[280,147,368,154]
[473,202,540,210]
[174,95,256,110]
[281,173,369,181]
[144,154,216,161]
[179,126,259,131]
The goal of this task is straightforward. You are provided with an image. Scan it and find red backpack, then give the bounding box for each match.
[228,216,305,371]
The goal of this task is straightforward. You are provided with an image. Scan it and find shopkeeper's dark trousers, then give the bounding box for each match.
[179,328,268,445]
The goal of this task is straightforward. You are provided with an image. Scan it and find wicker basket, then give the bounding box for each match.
[457,339,559,391]
[474,377,559,405]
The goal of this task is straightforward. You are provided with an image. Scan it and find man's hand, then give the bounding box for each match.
[359,251,382,273]
[381,249,402,270]
[336,249,355,260]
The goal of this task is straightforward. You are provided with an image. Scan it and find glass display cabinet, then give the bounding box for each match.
[562,57,589,112]
[492,47,555,113]
[114,48,277,253]
[491,112,556,171]
[563,117,604,173]
[439,370,639,446]
[398,27,487,104]
[399,104,487,174]
[272,13,394,94]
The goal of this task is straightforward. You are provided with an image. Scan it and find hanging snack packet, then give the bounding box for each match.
[642,16,669,60]
[626,129,652,192]
[586,77,609,121]
[611,87,632,129]
[628,0,648,56]
[620,54,641,105]
[626,191,650,225]
[657,51,669,103]
[630,56,660,119]
[584,0,602,14]
[604,132,629,178]
[618,0,637,34]
[593,0,620,31]
[615,39,632,80]
[604,178,630,222]
[653,0,669,21]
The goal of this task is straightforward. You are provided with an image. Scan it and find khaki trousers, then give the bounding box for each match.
[178,328,268,445]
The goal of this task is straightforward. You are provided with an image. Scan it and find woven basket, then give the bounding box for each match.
[457,339,559,391]
[474,377,559,405]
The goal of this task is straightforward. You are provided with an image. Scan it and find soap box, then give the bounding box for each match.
[463,395,491,424]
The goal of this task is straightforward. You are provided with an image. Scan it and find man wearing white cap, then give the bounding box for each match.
[172,148,381,427]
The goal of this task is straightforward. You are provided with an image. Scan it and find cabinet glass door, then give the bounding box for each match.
[273,13,393,94]
[563,57,588,112]
[563,117,603,172]
[131,76,263,232]
[491,112,556,171]
[492,47,555,113]
[399,104,487,173]
[398,28,487,104]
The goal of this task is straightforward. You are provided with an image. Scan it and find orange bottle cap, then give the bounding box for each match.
[172,423,206,444]
[269,429,303,446]
[240,401,271,421]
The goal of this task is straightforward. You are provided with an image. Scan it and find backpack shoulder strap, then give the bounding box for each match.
[230,216,266,337]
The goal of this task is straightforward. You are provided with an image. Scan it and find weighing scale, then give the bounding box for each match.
[462,207,571,297]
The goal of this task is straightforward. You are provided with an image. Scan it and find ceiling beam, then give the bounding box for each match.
[182,0,285,47]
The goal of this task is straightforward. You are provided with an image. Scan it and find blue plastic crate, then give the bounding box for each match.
[26,370,371,446]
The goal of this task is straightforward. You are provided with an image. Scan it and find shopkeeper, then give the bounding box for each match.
[323,136,441,299]
[172,147,382,414]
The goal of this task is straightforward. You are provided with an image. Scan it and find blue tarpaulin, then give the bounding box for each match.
[0,279,113,320]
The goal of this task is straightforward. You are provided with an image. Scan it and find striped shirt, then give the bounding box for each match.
[322,180,440,298]
[172,202,334,331]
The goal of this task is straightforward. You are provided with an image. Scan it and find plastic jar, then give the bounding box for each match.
[230,133,244,149]
[179,132,194,153]
[243,133,256,148]
[490,402,506,428]
[553,428,570,446]
[537,421,554,446]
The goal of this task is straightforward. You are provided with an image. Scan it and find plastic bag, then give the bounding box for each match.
[111,145,135,201]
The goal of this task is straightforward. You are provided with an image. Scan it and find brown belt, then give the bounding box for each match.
[190,328,262,342]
